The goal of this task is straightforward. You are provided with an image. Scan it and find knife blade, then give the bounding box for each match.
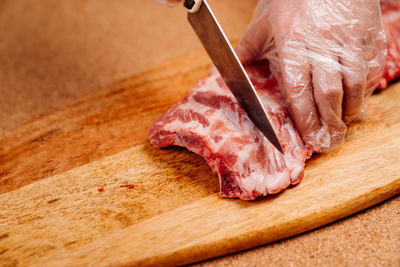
[184,0,284,153]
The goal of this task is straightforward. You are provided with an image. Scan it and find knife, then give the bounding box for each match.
[183,0,284,154]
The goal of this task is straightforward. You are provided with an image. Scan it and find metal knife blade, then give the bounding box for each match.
[185,0,284,153]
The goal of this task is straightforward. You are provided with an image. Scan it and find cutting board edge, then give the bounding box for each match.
[130,179,400,266]
[40,176,400,267]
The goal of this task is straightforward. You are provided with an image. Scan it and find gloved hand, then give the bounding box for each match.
[236,0,387,152]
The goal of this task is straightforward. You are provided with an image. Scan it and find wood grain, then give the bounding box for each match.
[0,55,399,265]
[0,1,398,265]
[39,123,400,266]
[0,50,211,193]
[0,144,221,266]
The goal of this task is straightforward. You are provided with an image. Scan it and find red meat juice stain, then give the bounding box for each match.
[98,188,105,192]
[175,176,182,181]
[120,184,135,189]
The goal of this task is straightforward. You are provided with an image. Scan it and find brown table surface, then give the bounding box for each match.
[0,0,398,266]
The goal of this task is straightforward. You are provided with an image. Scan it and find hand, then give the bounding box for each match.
[236,0,387,152]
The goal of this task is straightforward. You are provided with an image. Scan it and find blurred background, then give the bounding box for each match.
[0,0,256,134]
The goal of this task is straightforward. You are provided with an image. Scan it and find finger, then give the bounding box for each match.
[365,28,387,97]
[340,43,368,124]
[277,40,330,152]
[235,0,280,65]
[364,0,387,96]
[235,16,273,65]
[310,49,347,148]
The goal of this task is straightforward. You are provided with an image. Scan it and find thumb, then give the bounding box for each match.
[235,14,273,65]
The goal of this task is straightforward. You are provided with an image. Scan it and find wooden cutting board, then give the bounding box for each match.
[0,50,399,266]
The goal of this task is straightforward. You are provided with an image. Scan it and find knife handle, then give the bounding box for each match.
[184,0,202,13]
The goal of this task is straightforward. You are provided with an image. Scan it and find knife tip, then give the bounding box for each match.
[272,139,285,155]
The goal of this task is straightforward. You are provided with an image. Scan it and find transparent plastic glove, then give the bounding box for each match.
[236,0,387,152]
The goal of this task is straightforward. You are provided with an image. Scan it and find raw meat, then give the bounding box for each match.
[150,64,312,200]
[379,2,400,89]
[149,5,400,200]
